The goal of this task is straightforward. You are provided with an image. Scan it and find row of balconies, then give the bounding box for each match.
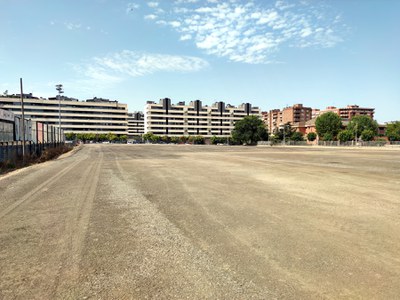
[146,116,248,121]
[1,97,126,106]
[3,105,128,115]
[25,118,127,124]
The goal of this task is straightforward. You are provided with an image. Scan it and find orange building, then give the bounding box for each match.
[320,105,374,120]
[262,104,312,133]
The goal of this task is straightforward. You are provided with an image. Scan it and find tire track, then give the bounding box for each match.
[50,149,103,297]
[0,158,83,220]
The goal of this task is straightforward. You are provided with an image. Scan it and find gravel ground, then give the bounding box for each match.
[0,144,399,299]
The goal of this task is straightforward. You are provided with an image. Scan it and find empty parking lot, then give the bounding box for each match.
[0,144,399,299]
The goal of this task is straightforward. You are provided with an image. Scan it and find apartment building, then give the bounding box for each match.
[326,105,374,120]
[144,98,261,137]
[0,96,128,135]
[282,104,312,124]
[128,111,144,137]
[263,104,312,133]
[346,105,374,119]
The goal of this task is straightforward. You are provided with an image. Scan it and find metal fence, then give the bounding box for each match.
[258,140,396,147]
[0,141,65,164]
[317,141,387,147]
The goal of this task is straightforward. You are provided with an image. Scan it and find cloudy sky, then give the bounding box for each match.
[0,0,399,122]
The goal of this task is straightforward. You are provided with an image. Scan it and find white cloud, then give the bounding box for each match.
[65,22,82,30]
[145,0,347,64]
[180,34,192,41]
[145,14,158,20]
[147,2,159,8]
[300,27,312,37]
[170,21,181,28]
[73,50,209,83]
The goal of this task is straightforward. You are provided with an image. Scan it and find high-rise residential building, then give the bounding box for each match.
[262,104,312,133]
[0,95,128,135]
[338,105,374,120]
[263,109,282,133]
[128,112,144,137]
[282,103,312,124]
[144,98,261,137]
[320,105,375,120]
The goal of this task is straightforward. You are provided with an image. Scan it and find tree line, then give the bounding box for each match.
[65,115,400,145]
[65,132,128,143]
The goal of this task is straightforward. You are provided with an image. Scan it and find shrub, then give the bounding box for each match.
[337,130,354,142]
[307,132,317,141]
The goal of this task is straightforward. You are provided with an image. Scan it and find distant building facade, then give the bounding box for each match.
[144,98,261,137]
[0,96,128,135]
[128,112,144,137]
[320,105,375,121]
[263,104,312,133]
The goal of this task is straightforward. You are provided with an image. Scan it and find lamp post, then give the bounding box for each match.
[20,78,25,161]
[55,84,64,142]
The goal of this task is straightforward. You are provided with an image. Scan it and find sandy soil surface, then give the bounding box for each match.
[0,144,399,299]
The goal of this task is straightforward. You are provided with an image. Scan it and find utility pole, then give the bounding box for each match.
[55,84,64,142]
[20,78,25,161]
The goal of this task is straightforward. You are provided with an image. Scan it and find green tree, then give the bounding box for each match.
[106,132,117,142]
[315,112,342,140]
[95,134,105,142]
[323,133,334,141]
[307,132,317,141]
[272,122,294,141]
[192,135,205,144]
[231,115,268,145]
[290,131,304,141]
[119,135,128,143]
[361,129,375,141]
[170,136,179,144]
[142,132,154,142]
[150,134,160,143]
[337,130,354,142]
[179,136,188,143]
[65,132,76,140]
[386,121,400,141]
[161,135,169,143]
[347,115,378,138]
[210,136,227,145]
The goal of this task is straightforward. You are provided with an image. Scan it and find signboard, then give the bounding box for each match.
[0,108,14,122]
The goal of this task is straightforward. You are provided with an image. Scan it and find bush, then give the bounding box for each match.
[210,136,227,145]
[290,131,304,141]
[337,130,354,142]
[323,133,334,141]
[179,136,189,143]
[386,121,400,141]
[361,129,375,141]
[170,136,179,144]
[307,132,317,141]
[192,136,205,144]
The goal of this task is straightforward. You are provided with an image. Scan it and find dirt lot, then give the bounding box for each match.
[0,144,399,299]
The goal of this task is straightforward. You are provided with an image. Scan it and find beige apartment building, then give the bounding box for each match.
[128,111,144,137]
[145,98,261,137]
[0,95,128,135]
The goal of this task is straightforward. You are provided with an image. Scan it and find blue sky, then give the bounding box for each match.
[0,0,399,122]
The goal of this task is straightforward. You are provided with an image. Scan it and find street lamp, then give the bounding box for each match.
[55,84,64,142]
